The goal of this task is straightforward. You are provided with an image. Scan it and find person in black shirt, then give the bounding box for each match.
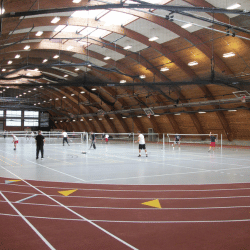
[89,132,96,149]
[35,130,45,159]
[208,132,216,152]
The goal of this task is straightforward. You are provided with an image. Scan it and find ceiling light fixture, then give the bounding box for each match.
[15,54,20,59]
[104,56,111,60]
[148,36,159,42]
[227,3,241,9]
[198,111,206,114]
[139,75,146,79]
[36,31,43,36]
[24,45,30,50]
[188,61,198,66]
[51,17,60,23]
[64,74,68,77]
[160,67,169,72]
[181,23,192,29]
[80,91,85,94]
[223,52,235,58]
[73,0,81,3]
[53,55,59,59]
[124,45,132,50]
[42,59,48,63]
[120,80,126,83]
[7,61,12,64]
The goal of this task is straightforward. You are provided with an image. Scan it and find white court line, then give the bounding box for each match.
[0,166,138,250]
[0,192,56,250]
[1,212,250,224]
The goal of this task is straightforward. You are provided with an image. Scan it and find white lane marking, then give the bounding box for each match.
[0,192,56,250]
[0,166,138,250]
[1,181,250,192]
[16,194,38,203]
[1,212,250,224]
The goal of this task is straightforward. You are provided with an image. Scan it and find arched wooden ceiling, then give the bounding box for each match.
[0,0,250,140]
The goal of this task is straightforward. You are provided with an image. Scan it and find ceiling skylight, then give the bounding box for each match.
[100,11,138,26]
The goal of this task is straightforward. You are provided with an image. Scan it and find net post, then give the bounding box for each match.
[133,133,134,145]
[163,133,165,150]
[221,134,222,154]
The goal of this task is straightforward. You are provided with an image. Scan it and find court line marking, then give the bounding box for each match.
[0,166,138,250]
[1,212,250,224]
[0,192,56,250]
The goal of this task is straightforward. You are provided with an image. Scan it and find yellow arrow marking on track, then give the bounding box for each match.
[5,180,22,184]
[58,189,77,196]
[142,199,162,208]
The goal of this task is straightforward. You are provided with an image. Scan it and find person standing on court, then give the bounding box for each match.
[89,132,96,149]
[173,133,181,148]
[105,133,109,144]
[136,131,148,157]
[208,132,216,152]
[62,130,70,146]
[12,134,18,150]
[35,130,45,159]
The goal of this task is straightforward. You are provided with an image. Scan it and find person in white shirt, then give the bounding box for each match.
[136,131,148,157]
[105,134,109,143]
[12,134,18,150]
[62,130,70,146]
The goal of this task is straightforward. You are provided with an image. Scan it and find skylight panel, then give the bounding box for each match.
[54,25,66,32]
[100,11,137,26]
[63,25,79,33]
[90,29,111,38]
[79,27,96,36]
[71,9,108,19]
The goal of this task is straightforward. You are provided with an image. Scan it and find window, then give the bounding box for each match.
[0,110,3,117]
[24,111,39,118]
[24,119,39,127]
[6,119,21,126]
[6,110,21,117]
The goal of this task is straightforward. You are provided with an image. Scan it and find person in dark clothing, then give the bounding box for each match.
[89,132,96,149]
[173,134,181,148]
[208,132,216,152]
[35,130,45,159]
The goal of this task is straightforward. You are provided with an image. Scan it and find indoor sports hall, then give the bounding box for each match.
[1,0,250,249]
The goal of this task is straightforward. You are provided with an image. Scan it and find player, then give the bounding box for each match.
[89,132,96,149]
[12,134,18,150]
[62,130,70,146]
[173,134,181,148]
[208,132,216,152]
[35,130,45,159]
[105,133,109,144]
[136,131,148,157]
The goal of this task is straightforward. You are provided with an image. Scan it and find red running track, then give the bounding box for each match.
[0,177,250,249]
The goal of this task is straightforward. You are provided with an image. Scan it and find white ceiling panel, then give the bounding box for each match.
[72,54,106,67]
[87,44,125,60]
[126,18,179,44]
[104,33,148,52]
[206,0,250,18]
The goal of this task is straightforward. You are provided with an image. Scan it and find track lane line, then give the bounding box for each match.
[0,191,56,250]
[0,165,139,250]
